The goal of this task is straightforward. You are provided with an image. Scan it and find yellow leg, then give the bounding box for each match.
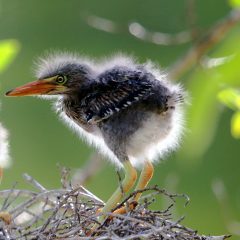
[133,161,154,201]
[91,160,137,232]
[113,161,154,215]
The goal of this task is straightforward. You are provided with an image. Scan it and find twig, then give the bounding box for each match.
[186,0,198,41]
[72,152,104,186]
[23,173,46,192]
[82,13,192,46]
[111,185,190,213]
[169,8,240,79]
[0,172,230,239]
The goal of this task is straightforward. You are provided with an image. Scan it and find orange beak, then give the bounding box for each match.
[5,79,58,97]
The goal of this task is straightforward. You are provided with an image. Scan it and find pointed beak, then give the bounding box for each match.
[5,79,63,97]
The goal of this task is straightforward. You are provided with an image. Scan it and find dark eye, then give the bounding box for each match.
[56,75,67,84]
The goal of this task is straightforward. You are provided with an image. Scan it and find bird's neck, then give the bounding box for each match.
[62,93,82,109]
[61,90,88,118]
[60,82,97,124]
[60,92,96,132]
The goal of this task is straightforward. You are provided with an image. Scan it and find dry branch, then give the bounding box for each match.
[169,8,240,79]
[82,13,192,46]
[0,170,230,240]
[82,7,240,80]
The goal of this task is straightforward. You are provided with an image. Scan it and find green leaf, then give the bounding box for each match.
[218,88,240,111]
[229,0,240,8]
[231,111,240,138]
[0,39,20,73]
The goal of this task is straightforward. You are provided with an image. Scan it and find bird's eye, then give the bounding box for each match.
[56,75,67,84]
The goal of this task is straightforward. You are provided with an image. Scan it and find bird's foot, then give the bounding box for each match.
[95,200,138,221]
[85,217,105,237]
[112,200,138,215]
[86,201,138,236]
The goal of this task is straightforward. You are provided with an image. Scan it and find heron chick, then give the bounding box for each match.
[6,53,185,227]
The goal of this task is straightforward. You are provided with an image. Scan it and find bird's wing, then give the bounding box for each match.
[81,69,153,123]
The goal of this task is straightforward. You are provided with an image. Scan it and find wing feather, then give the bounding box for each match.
[81,68,153,123]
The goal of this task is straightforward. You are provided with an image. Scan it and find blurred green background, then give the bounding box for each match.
[0,0,239,238]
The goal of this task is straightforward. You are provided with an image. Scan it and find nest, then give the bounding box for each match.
[0,168,231,240]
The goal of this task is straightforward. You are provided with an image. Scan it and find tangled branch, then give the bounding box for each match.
[0,170,230,239]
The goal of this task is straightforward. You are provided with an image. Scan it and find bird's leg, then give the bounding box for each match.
[93,160,137,228]
[133,161,154,201]
[113,161,154,215]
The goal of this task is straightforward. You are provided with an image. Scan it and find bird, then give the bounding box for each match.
[6,53,185,228]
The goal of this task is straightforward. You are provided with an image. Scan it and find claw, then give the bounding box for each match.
[112,200,138,216]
